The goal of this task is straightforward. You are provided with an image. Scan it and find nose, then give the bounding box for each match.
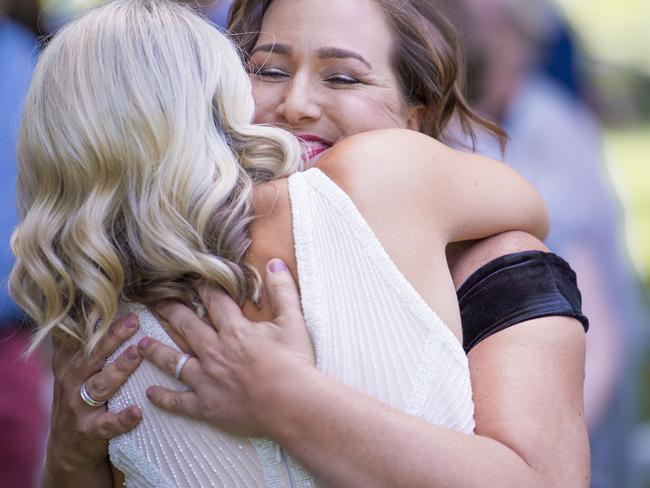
[277,75,321,124]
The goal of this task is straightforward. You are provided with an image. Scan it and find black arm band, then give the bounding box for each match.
[457,250,589,353]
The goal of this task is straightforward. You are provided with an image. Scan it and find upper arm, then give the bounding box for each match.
[447,230,549,288]
[427,144,549,243]
[448,231,590,485]
[320,130,549,245]
[469,317,590,487]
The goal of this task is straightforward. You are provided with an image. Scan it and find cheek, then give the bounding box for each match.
[329,91,411,134]
[251,82,281,124]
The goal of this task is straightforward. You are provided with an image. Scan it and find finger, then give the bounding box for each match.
[146,386,200,418]
[87,314,140,371]
[88,406,143,439]
[195,282,245,333]
[155,301,217,358]
[265,259,302,321]
[84,346,143,403]
[138,338,201,384]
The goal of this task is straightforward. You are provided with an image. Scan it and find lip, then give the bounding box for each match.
[295,133,333,164]
[296,134,332,144]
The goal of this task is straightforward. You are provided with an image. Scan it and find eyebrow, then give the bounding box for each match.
[250,43,373,70]
[250,43,293,56]
[317,47,372,69]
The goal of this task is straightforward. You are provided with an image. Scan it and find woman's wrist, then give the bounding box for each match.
[259,364,325,443]
[42,448,112,488]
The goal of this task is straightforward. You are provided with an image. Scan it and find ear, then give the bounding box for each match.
[406,105,425,131]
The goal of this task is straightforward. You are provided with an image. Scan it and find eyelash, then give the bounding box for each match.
[250,66,361,85]
[325,74,360,85]
[251,67,288,79]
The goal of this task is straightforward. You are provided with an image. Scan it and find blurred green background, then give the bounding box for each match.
[555,0,650,289]
[556,1,650,480]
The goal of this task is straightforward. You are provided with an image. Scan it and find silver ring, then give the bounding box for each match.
[80,382,106,408]
[174,353,191,380]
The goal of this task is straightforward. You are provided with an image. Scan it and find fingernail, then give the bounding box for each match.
[138,337,151,351]
[124,314,138,329]
[125,346,139,361]
[145,388,153,400]
[269,259,288,273]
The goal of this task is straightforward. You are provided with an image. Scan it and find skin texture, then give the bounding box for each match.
[41,0,588,485]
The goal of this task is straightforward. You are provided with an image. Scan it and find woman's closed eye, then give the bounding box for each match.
[324,73,361,85]
[250,66,290,80]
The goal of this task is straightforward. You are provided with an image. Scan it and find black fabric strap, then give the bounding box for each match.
[457,251,589,353]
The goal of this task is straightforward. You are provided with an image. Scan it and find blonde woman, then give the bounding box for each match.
[11,0,557,486]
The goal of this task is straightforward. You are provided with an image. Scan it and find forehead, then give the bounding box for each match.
[256,0,394,63]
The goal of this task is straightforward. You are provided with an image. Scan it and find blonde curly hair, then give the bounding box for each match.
[10,0,301,355]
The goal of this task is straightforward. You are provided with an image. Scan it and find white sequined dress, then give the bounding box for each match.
[108,168,475,487]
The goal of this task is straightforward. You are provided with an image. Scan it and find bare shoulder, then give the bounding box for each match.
[314,130,449,249]
[316,129,515,202]
[315,129,450,228]
[317,129,450,194]
[315,128,546,244]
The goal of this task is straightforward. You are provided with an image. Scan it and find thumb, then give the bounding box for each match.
[265,259,302,321]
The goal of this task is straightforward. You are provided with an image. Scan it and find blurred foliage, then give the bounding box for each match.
[605,128,650,288]
[555,0,650,127]
[555,0,650,291]
[555,0,650,77]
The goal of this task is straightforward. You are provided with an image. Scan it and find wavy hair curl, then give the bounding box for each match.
[10,0,301,355]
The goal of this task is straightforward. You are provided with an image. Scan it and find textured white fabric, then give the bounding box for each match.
[108,168,475,487]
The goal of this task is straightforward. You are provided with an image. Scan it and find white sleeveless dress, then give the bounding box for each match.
[108,168,475,487]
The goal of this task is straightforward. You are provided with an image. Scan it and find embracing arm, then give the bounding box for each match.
[143,258,589,488]
[283,233,590,487]
[262,317,587,488]
[324,129,550,244]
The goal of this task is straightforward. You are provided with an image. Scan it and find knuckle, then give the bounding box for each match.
[112,358,128,376]
[178,315,196,336]
[171,395,184,410]
[87,376,107,397]
[113,353,137,376]
[199,286,216,308]
[106,323,122,343]
[164,353,179,374]
[198,396,218,415]
[204,362,222,380]
[77,418,93,437]
[227,326,243,342]
[204,347,221,365]
[275,277,295,293]
[96,422,114,439]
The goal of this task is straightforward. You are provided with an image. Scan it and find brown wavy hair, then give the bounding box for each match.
[228,0,507,150]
